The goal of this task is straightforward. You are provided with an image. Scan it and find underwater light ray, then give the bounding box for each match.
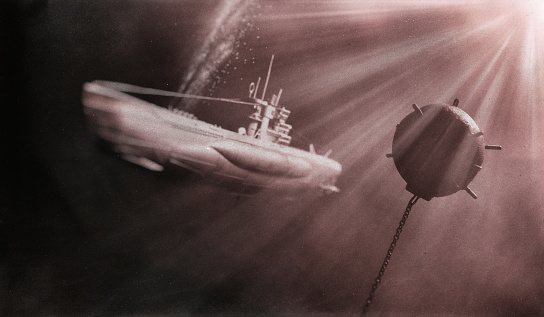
[302,18,512,166]
[520,21,544,161]
[483,18,544,169]
[471,52,512,134]
[292,29,472,106]
[399,14,513,105]
[264,0,489,21]
[437,127,482,198]
[304,26,509,160]
[317,36,494,170]
[297,54,437,141]
[321,87,441,175]
[297,28,471,134]
[314,63,448,155]
[463,30,514,117]
[293,14,511,118]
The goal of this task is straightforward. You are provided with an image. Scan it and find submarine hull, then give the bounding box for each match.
[82,81,342,194]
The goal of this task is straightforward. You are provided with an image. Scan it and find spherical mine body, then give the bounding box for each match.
[392,104,485,201]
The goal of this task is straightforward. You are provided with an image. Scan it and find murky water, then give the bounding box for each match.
[3,0,544,315]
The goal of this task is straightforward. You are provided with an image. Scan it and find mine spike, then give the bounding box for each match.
[465,187,478,199]
[485,145,502,150]
[452,98,459,107]
[386,153,394,158]
[412,104,423,116]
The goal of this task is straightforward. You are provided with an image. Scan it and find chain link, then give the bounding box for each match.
[362,195,419,315]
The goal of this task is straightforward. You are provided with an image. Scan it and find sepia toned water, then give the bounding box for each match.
[3,0,544,315]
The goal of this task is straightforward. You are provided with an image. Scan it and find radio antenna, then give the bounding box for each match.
[261,55,275,100]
